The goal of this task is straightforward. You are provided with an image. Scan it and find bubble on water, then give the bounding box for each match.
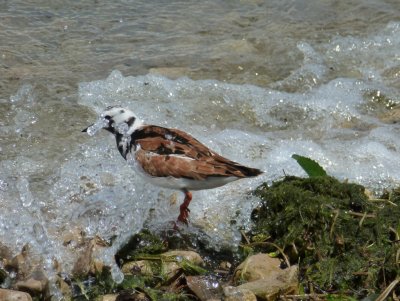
[0,179,8,191]
[16,177,34,207]
[9,83,34,103]
[33,223,48,245]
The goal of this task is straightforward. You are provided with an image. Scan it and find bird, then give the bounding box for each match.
[82,106,263,225]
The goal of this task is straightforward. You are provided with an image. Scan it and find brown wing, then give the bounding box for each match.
[132,125,262,180]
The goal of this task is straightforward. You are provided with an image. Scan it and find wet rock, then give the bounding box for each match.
[161,250,203,264]
[234,253,283,283]
[218,261,232,271]
[0,288,32,301]
[101,294,117,301]
[185,276,222,301]
[0,242,13,262]
[4,244,49,296]
[71,239,95,277]
[379,105,400,124]
[161,250,204,280]
[237,272,298,301]
[72,236,107,277]
[57,277,72,300]
[223,286,257,301]
[15,268,49,296]
[15,278,44,294]
[62,227,86,247]
[79,176,99,195]
[234,253,298,300]
[6,245,32,279]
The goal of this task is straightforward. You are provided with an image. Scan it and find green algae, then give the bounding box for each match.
[249,175,400,299]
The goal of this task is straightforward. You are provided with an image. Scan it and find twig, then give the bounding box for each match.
[240,230,251,245]
[375,278,400,301]
[369,198,398,206]
[359,211,367,227]
[347,211,375,218]
[329,209,339,240]
[283,293,329,300]
[389,226,400,242]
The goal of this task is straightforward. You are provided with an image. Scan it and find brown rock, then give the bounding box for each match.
[0,288,32,301]
[234,253,298,300]
[62,227,86,247]
[72,236,108,277]
[160,250,203,265]
[0,242,13,262]
[185,276,222,301]
[57,277,72,300]
[223,286,257,301]
[101,294,117,301]
[237,271,298,301]
[233,253,282,283]
[161,250,204,280]
[71,239,95,277]
[15,278,44,294]
[379,106,400,124]
[15,269,48,295]
[6,245,32,279]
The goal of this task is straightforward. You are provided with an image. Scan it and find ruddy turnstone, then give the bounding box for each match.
[83,106,263,224]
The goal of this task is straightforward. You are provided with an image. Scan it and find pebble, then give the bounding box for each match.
[0,288,32,301]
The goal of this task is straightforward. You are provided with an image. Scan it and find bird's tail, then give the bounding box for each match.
[225,162,263,178]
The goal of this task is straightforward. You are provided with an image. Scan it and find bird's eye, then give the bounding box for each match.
[104,115,111,120]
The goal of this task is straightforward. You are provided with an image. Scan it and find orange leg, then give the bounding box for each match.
[177,190,192,225]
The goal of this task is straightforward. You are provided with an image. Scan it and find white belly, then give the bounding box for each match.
[144,174,240,191]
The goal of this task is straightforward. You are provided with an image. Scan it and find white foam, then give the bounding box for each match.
[16,177,34,208]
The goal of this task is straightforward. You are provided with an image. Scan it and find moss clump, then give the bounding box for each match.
[250,176,400,299]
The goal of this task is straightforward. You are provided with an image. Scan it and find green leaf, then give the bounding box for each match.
[292,154,327,177]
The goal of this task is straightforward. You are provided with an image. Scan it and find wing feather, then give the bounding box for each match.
[132,125,262,179]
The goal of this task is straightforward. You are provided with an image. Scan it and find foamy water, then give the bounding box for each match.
[1,1,400,299]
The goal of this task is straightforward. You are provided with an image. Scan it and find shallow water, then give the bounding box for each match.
[1,0,400,298]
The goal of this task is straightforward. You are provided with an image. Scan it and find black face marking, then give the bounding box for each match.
[127,116,136,127]
[115,133,127,159]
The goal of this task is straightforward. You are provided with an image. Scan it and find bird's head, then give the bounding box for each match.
[82,106,143,136]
